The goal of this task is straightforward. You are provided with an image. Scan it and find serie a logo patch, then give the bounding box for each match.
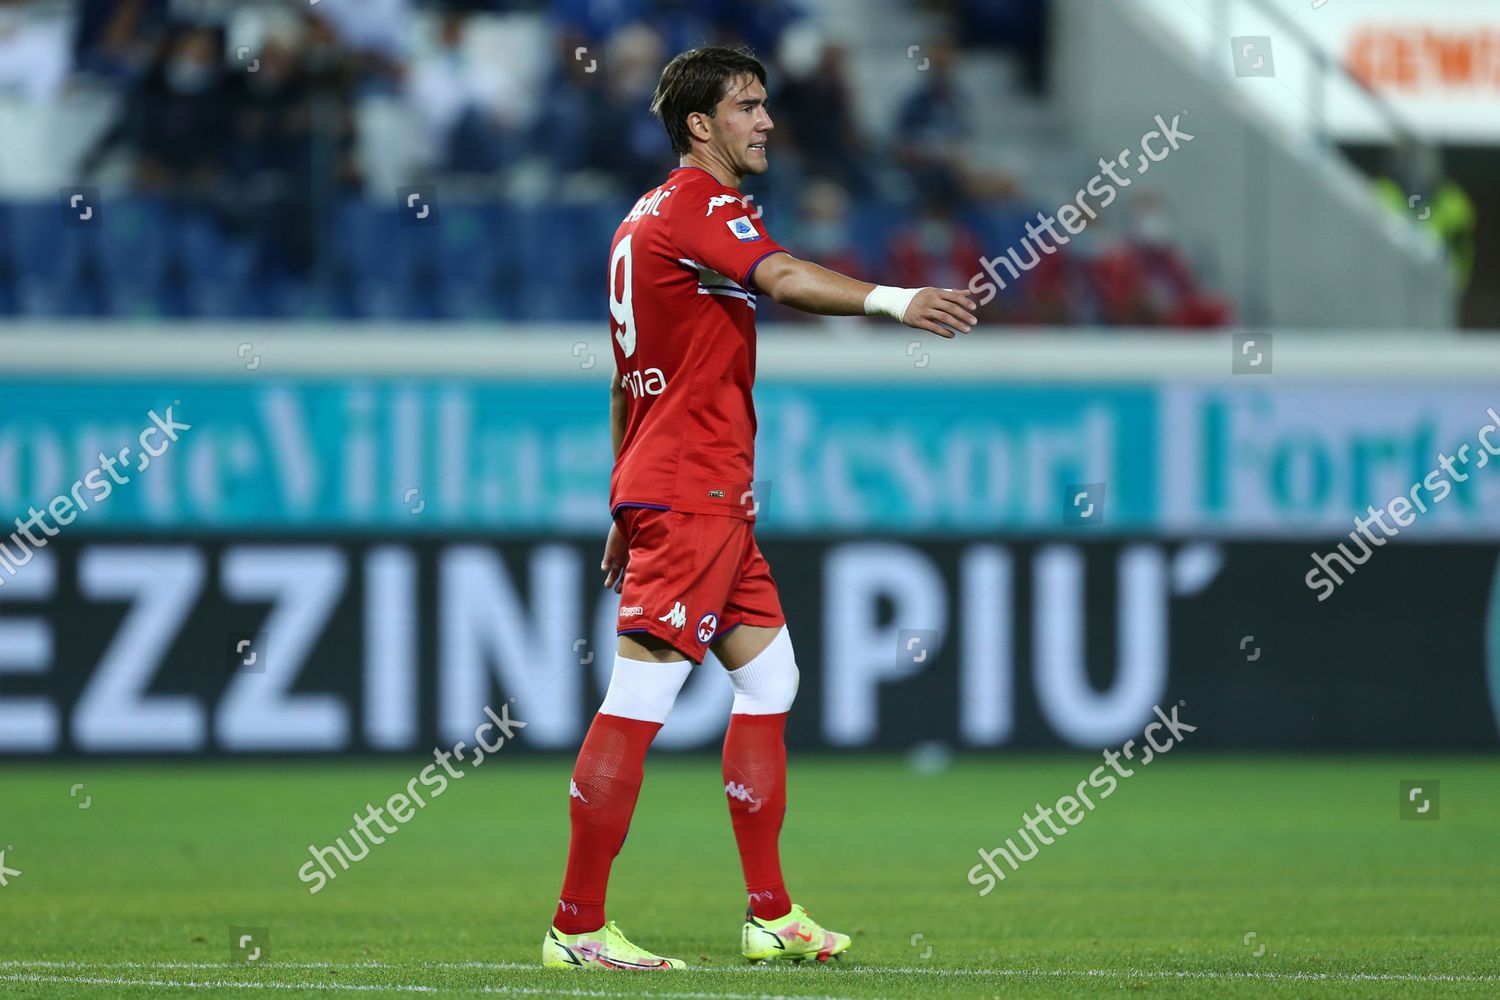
[726,216,762,242]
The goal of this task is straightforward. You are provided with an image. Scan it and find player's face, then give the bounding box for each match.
[709,74,774,177]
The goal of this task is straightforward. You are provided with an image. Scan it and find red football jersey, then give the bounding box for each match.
[607,166,787,520]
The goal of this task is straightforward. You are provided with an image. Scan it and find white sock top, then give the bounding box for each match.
[726,627,800,715]
[599,654,692,724]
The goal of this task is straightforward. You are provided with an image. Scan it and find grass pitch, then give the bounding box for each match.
[1,755,1497,998]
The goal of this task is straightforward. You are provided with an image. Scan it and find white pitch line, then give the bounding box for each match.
[3,960,1499,983]
[3,976,438,995]
[0,973,877,1000]
[1,962,375,970]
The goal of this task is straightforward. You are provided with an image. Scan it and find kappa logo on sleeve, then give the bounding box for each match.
[726,215,763,242]
[706,194,745,216]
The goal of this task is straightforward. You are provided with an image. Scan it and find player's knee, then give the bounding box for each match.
[598,653,692,724]
[727,627,799,714]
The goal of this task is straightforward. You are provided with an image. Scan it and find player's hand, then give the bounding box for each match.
[903,287,977,338]
[601,521,628,593]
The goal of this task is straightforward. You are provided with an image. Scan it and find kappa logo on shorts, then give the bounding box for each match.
[697,612,719,644]
[659,601,687,629]
[619,606,644,618]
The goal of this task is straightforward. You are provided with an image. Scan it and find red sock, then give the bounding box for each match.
[556,712,661,934]
[723,712,791,920]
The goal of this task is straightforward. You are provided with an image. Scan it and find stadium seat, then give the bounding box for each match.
[6,201,101,317]
[433,200,504,321]
[845,198,903,273]
[0,203,15,316]
[516,202,618,321]
[335,198,439,320]
[176,210,257,318]
[96,196,171,318]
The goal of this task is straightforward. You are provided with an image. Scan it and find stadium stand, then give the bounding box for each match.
[0,0,1463,326]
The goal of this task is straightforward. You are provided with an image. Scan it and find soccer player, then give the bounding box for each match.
[542,45,977,971]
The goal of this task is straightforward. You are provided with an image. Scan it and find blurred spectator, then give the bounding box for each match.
[894,37,969,198]
[543,23,672,196]
[408,11,529,174]
[710,0,804,58]
[300,13,366,193]
[894,34,1020,205]
[535,29,608,187]
[1008,245,1098,326]
[1089,194,1231,328]
[755,178,865,323]
[552,0,798,96]
[0,0,72,102]
[553,0,654,43]
[83,25,238,193]
[1012,250,1067,325]
[774,33,871,192]
[1373,147,1475,292]
[885,191,985,295]
[296,0,411,80]
[941,0,1048,93]
[71,0,169,82]
[232,29,320,276]
[794,180,865,275]
[235,34,312,180]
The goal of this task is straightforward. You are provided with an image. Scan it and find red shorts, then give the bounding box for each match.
[614,505,785,663]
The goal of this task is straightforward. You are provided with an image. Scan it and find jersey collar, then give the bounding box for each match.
[669,165,735,188]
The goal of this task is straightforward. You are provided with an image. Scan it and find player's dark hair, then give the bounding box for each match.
[651,46,768,156]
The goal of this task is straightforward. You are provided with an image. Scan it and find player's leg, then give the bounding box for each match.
[713,623,796,921]
[556,632,689,931]
[713,542,850,963]
[545,508,739,970]
[545,632,691,969]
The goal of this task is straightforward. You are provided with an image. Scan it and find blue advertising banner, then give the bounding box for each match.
[2,375,1497,536]
[0,378,1158,535]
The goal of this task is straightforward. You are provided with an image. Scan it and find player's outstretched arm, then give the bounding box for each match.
[752,252,977,338]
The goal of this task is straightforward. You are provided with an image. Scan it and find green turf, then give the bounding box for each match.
[0,755,1497,998]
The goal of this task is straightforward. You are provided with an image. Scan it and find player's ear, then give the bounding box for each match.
[686,110,713,144]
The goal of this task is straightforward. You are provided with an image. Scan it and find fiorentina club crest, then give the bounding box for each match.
[697,612,719,644]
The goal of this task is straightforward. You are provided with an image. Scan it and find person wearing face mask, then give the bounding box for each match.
[794,180,863,275]
[1091,192,1231,328]
[752,179,865,324]
[885,189,985,306]
[83,24,237,194]
[146,26,236,190]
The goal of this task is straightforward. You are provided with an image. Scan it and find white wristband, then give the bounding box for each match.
[864,285,920,323]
